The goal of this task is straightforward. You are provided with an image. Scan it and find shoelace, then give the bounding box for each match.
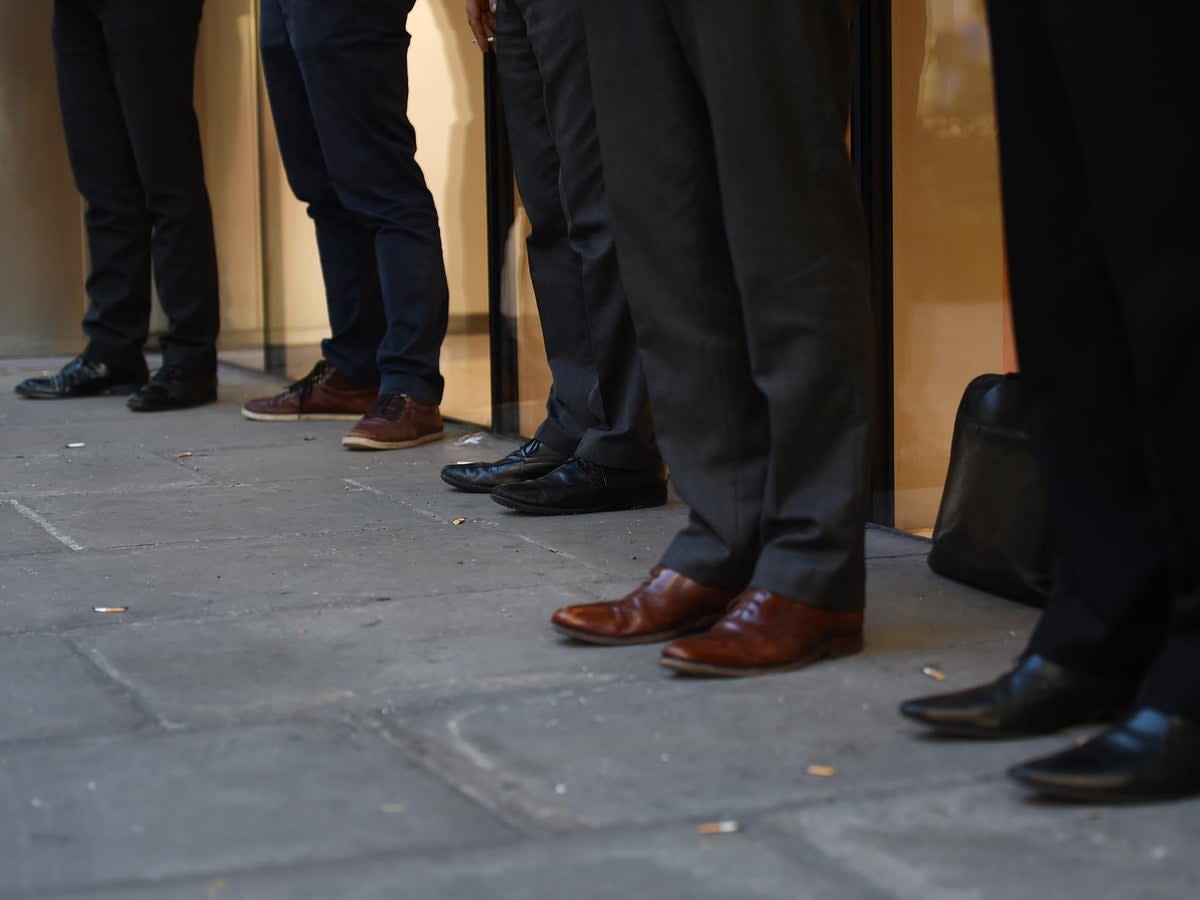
[366,393,411,421]
[282,360,329,406]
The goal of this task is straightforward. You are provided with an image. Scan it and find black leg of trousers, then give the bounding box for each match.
[54,0,219,374]
[496,0,659,471]
[267,0,449,403]
[988,1,1200,715]
[585,0,872,608]
[260,0,385,386]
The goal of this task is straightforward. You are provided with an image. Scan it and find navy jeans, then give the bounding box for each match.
[53,0,220,375]
[259,0,449,402]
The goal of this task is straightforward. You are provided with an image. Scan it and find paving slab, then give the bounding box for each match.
[399,648,1069,831]
[0,501,70,558]
[68,584,659,727]
[0,449,203,499]
[863,557,1039,657]
[14,480,446,550]
[46,828,874,900]
[0,360,284,436]
[2,355,1196,900]
[0,634,144,743]
[182,421,516,485]
[355,478,927,583]
[764,781,1200,900]
[0,721,517,897]
[0,393,156,432]
[0,526,588,636]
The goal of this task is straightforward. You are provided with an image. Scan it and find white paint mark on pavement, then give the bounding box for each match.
[343,478,441,522]
[3,499,85,551]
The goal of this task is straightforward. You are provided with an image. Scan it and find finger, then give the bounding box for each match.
[466,17,490,51]
[483,11,497,40]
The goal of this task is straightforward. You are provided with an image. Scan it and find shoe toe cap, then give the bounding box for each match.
[660,636,707,663]
[898,698,942,723]
[551,604,616,635]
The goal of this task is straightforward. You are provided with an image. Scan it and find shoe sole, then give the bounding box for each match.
[490,488,669,516]
[1006,770,1189,804]
[552,616,724,647]
[241,409,365,422]
[128,393,218,413]
[659,632,864,677]
[341,432,445,451]
[440,472,496,494]
[16,382,144,400]
[902,714,1121,741]
[898,719,1055,740]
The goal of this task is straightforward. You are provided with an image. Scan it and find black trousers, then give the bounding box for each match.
[495,0,659,471]
[259,0,449,403]
[585,0,873,609]
[987,3,1200,716]
[53,0,220,375]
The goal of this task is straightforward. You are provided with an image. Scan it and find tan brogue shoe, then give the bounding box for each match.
[551,567,739,646]
[660,589,863,677]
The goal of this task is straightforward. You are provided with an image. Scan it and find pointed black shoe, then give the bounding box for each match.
[441,439,571,494]
[899,654,1139,738]
[1010,708,1200,803]
[127,368,217,412]
[490,457,667,515]
[15,356,147,400]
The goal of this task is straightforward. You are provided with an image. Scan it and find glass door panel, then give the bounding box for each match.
[891,0,1011,534]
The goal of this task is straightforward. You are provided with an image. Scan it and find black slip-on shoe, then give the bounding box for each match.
[127,368,217,412]
[490,457,667,516]
[899,654,1139,739]
[1010,708,1200,803]
[441,439,571,494]
[15,356,147,400]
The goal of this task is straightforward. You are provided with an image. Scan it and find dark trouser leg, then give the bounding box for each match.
[988,2,1200,715]
[586,0,764,590]
[53,0,150,373]
[687,0,872,607]
[96,0,219,374]
[260,0,384,385]
[500,0,659,471]
[494,1,592,458]
[586,0,871,608]
[280,0,448,403]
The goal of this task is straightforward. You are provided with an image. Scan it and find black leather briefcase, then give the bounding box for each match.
[927,373,1054,607]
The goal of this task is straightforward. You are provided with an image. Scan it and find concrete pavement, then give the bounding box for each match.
[0,357,1196,899]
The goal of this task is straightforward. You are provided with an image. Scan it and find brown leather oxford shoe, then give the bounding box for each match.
[551,567,739,646]
[660,590,863,677]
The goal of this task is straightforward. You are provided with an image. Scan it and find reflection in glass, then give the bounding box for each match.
[892,0,1011,534]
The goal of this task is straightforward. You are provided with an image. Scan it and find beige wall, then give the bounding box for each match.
[196,0,264,352]
[0,3,86,356]
[891,0,1008,532]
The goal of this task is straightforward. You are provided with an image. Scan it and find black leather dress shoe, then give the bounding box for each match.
[1010,708,1200,803]
[491,457,667,515]
[899,654,1138,738]
[15,356,147,400]
[126,368,217,412]
[441,439,571,493]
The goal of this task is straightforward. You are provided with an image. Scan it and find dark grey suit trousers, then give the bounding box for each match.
[584,0,874,610]
[496,0,660,472]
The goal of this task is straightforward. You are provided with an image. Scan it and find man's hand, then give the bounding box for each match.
[466,0,496,53]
